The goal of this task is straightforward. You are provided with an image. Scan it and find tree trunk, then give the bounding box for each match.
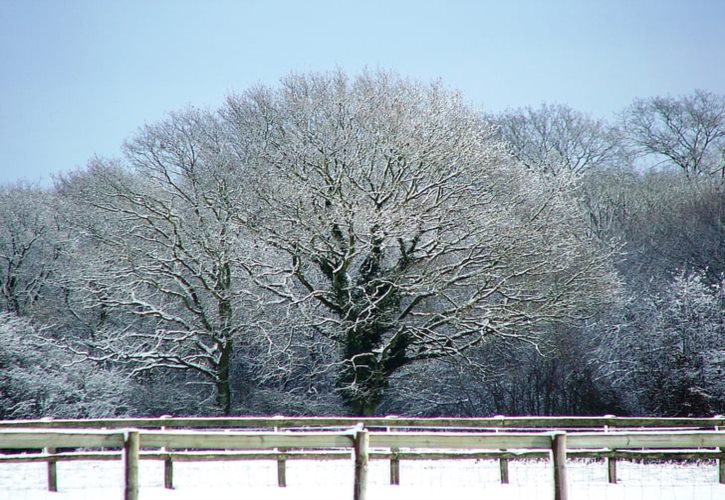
[216,275,234,416]
[337,328,411,416]
[216,340,232,415]
[337,354,385,417]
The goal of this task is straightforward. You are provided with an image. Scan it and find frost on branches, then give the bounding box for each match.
[49,71,619,416]
[224,71,618,415]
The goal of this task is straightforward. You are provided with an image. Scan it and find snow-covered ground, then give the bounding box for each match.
[2,458,724,500]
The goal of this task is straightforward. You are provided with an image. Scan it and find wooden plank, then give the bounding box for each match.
[567,431,725,450]
[385,451,549,460]
[145,450,352,461]
[590,450,724,460]
[0,417,364,430]
[0,452,120,463]
[2,415,724,430]
[140,448,725,461]
[0,449,545,462]
[139,430,355,450]
[0,430,125,449]
[124,431,140,500]
[5,447,723,464]
[369,431,553,450]
[154,448,725,461]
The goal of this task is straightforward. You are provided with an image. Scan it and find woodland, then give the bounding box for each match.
[1,71,723,418]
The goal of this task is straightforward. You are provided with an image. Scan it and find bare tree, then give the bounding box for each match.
[0,184,60,316]
[57,109,262,415]
[491,103,628,177]
[0,312,132,418]
[224,71,619,415]
[602,172,725,286]
[594,271,725,416]
[621,90,725,178]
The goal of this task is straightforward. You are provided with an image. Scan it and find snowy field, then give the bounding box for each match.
[2,458,724,500]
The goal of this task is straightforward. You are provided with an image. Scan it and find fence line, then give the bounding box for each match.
[1,424,725,500]
[1,414,724,431]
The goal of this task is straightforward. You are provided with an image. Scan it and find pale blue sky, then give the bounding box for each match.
[1,0,724,185]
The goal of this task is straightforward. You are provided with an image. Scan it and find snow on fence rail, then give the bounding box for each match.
[1,415,724,430]
[2,422,725,500]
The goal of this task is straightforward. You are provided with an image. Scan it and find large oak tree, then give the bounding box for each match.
[224,71,618,415]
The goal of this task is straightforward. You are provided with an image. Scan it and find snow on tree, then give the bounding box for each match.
[0,312,131,418]
[621,90,725,179]
[491,103,629,177]
[223,70,619,415]
[0,184,60,316]
[57,109,265,415]
[595,270,725,416]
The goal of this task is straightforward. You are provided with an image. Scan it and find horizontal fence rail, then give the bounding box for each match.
[1,417,725,500]
[369,431,555,449]
[567,431,725,449]
[140,429,356,450]
[0,429,126,449]
[1,415,724,430]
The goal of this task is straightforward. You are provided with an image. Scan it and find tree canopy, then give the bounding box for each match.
[1,75,722,418]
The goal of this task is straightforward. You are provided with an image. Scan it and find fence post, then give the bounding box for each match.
[124,430,140,500]
[39,417,57,492]
[389,449,400,485]
[353,425,369,500]
[44,447,58,492]
[603,419,617,484]
[386,416,400,485]
[164,454,174,490]
[715,416,725,484]
[160,415,173,489]
[495,427,509,484]
[274,427,287,487]
[607,456,618,484]
[277,453,287,487]
[499,455,509,484]
[551,432,568,500]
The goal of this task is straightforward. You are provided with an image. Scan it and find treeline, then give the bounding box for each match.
[1,71,723,418]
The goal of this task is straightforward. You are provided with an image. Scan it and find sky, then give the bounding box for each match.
[1,0,724,186]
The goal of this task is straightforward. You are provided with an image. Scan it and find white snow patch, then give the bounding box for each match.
[1,458,723,500]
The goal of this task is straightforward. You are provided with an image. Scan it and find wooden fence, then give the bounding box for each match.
[1,416,725,500]
[1,415,724,430]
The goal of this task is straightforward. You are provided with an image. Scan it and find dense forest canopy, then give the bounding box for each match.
[1,71,723,418]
